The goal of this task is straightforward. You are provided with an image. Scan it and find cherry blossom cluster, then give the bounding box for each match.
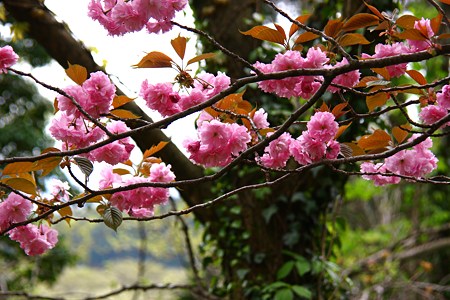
[260,111,340,168]
[361,134,438,186]
[419,84,450,126]
[0,193,58,256]
[49,71,135,165]
[140,72,231,117]
[88,0,187,35]
[0,45,19,73]
[99,163,175,217]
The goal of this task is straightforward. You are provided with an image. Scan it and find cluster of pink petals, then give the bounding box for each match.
[140,72,231,117]
[419,85,450,126]
[0,45,19,73]
[362,42,410,78]
[57,71,115,119]
[260,111,340,169]
[361,134,437,186]
[100,163,175,217]
[408,18,434,52]
[9,224,58,256]
[88,0,187,35]
[328,58,361,93]
[0,193,32,232]
[50,179,71,202]
[254,48,327,99]
[183,118,252,167]
[88,120,135,165]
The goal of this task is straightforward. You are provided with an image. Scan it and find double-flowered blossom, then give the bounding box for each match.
[408,18,435,51]
[259,111,340,169]
[88,0,187,35]
[361,135,437,186]
[0,45,19,73]
[0,193,32,232]
[362,42,410,78]
[254,48,327,99]
[419,85,450,127]
[328,58,361,93]
[57,71,115,119]
[9,224,58,256]
[100,163,175,217]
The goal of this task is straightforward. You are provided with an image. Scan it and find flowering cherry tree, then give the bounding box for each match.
[1,0,450,298]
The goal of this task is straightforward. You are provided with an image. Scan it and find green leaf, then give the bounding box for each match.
[262,204,278,223]
[295,260,311,276]
[103,206,123,232]
[292,285,312,299]
[277,261,294,280]
[274,288,294,300]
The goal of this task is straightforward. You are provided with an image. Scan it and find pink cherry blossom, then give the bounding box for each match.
[437,85,450,110]
[0,193,32,231]
[306,111,339,142]
[329,58,361,93]
[0,45,19,73]
[149,163,175,183]
[179,89,207,111]
[57,85,90,118]
[50,179,71,202]
[362,42,409,78]
[253,108,270,129]
[9,224,58,256]
[82,71,115,116]
[99,165,122,189]
[260,132,293,168]
[140,81,181,116]
[419,104,448,126]
[408,18,434,51]
[361,162,401,186]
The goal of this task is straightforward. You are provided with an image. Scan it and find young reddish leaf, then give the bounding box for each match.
[171,35,187,60]
[392,123,412,144]
[1,177,37,195]
[318,102,330,112]
[57,205,73,225]
[240,25,285,45]
[406,70,427,85]
[335,122,351,139]
[363,1,385,20]
[113,168,131,176]
[354,76,379,88]
[430,14,443,36]
[366,92,389,111]
[440,0,450,4]
[289,14,311,38]
[357,129,392,151]
[396,15,419,29]
[133,51,173,68]
[331,103,348,118]
[112,95,135,109]
[2,162,34,175]
[342,13,379,31]
[292,44,304,51]
[143,141,169,158]
[338,33,370,47]
[65,62,88,85]
[438,33,450,39]
[324,19,344,38]
[343,142,365,156]
[274,23,287,41]
[371,67,391,80]
[53,98,59,114]
[259,128,275,137]
[294,32,320,44]
[396,29,427,41]
[32,157,63,177]
[87,195,107,203]
[373,20,390,31]
[110,109,141,119]
[186,53,215,66]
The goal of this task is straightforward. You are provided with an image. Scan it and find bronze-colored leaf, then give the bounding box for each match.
[437,33,450,40]
[392,124,412,144]
[342,13,379,31]
[294,31,320,44]
[186,53,215,66]
[357,129,392,151]
[65,62,88,85]
[274,23,286,41]
[110,109,141,119]
[331,103,348,118]
[143,141,170,159]
[133,51,173,68]
[406,70,427,85]
[343,142,365,156]
[240,25,285,44]
[324,19,343,38]
[2,162,34,175]
[430,14,442,36]
[396,29,427,41]
[396,15,419,29]
[371,67,391,80]
[440,0,450,4]
[1,177,37,195]
[32,157,63,177]
[363,1,385,20]
[289,14,311,38]
[335,122,351,139]
[113,168,131,176]
[354,76,379,88]
[171,35,187,60]
[112,95,135,109]
[366,92,389,111]
[338,33,370,47]
[58,205,73,225]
